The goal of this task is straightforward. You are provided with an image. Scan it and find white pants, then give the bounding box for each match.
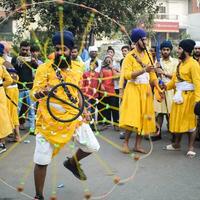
[33,134,53,165]
[33,124,100,165]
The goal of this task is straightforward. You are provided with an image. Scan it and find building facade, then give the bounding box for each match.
[154,0,200,43]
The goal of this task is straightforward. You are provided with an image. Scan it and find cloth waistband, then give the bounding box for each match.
[173,81,194,104]
[175,81,194,91]
[128,72,149,84]
[7,84,18,89]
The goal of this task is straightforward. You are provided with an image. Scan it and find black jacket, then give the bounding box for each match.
[12,56,38,90]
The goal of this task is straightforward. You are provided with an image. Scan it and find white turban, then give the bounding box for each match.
[195,41,200,48]
[88,46,98,53]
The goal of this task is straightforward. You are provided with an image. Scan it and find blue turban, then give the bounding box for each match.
[179,39,196,54]
[131,28,147,43]
[0,43,5,55]
[160,40,173,50]
[52,30,74,49]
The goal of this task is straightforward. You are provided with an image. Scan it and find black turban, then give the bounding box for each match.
[179,39,196,54]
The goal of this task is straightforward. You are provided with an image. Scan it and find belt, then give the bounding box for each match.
[0,84,3,87]
[183,90,193,94]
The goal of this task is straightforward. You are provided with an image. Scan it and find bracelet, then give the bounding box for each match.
[34,91,46,99]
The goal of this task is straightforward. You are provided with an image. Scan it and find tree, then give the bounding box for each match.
[0,0,158,46]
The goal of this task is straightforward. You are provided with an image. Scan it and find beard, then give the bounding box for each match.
[194,52,200,58]
[179,51,186,61]
[54,54,71,69]
[138,42,145,51]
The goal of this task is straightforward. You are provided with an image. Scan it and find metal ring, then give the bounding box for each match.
[47,82,84,122]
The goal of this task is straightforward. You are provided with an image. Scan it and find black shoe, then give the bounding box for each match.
[29,131,35,136]
[90,124,96,131]
[0,143,7,154]
[34,194,44,200]
[119,132,125,139]
[63,158,87,181]
[151,135,162,141]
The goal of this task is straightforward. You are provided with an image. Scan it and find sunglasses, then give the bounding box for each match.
[55,46,68,52]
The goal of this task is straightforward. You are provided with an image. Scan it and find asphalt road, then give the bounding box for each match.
[0,125,200,200]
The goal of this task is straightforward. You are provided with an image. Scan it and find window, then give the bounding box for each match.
[158,6,166,13]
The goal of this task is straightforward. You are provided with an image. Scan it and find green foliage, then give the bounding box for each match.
[0,0,158,49]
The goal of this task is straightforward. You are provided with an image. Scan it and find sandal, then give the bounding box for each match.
[163,144,180,151]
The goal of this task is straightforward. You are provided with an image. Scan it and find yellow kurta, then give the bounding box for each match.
[0,63,13,139]
[167,57,200,133]
[119,60,125,90]
[119,49,157,135]
[5,86,19,126]
[154,57,178,113]
[31,60,83,156]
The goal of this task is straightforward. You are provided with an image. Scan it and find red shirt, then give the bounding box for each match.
[82,71,100,99]
[100,68,115,96]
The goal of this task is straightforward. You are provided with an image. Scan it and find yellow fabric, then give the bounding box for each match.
[71,60,85,81]
[0,65,13,139]
[0,57,4,66]
[119,49,157,135]
[166,57,200,133]
[119,61,125,89]
[5,87,19,126]
[154,57,178,113]
[31,60,83,156]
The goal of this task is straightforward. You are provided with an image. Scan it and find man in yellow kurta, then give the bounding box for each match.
[0,44,13,153]
[1,41,21,142]
[119,28,159,154]
[31,31,92,200]
[165,39,200,157]
[153,40,178,141]
[193,41,200,141]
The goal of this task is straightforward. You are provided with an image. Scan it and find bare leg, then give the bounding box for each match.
[172,133,182,149]
[14,125,21,142]
[156,113,164,132]
[134,134,147,154]
[166,114,170,130]
[188,131,196,152]
[70,149,91,166]
[121,130,131,153]
[34,164,47,198]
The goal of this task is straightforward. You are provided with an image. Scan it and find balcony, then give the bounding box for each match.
[155,14,179,21]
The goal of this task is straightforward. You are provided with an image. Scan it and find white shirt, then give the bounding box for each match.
[84,57,102,73]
